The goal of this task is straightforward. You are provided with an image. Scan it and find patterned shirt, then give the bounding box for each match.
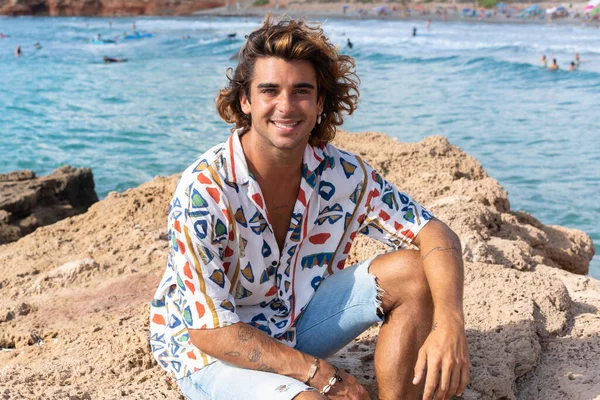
[150,129,433,379]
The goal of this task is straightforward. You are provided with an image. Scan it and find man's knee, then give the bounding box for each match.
[368,250,432,314]
[292,389,327,399]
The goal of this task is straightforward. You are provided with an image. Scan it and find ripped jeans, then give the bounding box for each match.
[176,257,384,400]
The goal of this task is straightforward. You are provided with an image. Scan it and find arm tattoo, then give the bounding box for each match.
[421,246,457,262]
[238,325,255,342]
[224,351,240,358]
[247,349,262,363]
[257,364,277,373]
[431,322,438,332]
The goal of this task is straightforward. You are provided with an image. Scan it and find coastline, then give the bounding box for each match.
[191,1,600,27]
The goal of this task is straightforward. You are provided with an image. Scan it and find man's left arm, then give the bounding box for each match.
[412,217,470,400]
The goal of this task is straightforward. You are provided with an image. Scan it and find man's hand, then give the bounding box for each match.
[311,363,370,400]
[412,318,470,400]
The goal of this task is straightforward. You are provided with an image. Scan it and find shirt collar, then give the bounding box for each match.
[222,128,326,185]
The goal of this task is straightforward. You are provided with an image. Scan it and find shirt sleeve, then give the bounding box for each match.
[167,177,240,330]
[358,162,434,249]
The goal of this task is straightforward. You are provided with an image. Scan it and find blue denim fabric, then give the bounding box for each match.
[176,257,383,399]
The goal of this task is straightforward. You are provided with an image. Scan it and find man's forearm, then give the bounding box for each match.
[416,219,465,322]
[189,322,313,381]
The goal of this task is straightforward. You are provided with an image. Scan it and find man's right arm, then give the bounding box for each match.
[189,323,370,399]
[190,322,310,379]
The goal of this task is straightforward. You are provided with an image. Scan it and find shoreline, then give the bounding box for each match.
[189,2,600,27]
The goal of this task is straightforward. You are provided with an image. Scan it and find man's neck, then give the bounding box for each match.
[239,131,306,184]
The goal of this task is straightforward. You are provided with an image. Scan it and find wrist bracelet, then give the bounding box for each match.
[319,364,343,395]
[304,357,320,385]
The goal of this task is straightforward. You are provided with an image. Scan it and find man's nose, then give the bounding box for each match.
[276,92,295,113]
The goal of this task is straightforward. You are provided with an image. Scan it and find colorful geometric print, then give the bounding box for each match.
[149,129,433,380]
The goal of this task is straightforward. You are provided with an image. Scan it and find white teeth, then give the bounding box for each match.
[273,121,299,128]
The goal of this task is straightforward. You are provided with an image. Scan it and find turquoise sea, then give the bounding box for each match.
[1,16,598,277]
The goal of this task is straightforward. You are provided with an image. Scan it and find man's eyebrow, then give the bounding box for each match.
[255,82,316,89]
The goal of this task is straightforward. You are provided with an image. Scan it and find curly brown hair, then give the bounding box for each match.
[216,16,360,147]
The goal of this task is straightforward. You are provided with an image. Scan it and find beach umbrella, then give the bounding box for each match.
[585,4,594,11]
[546,7,557,14]
[496,2,506,9]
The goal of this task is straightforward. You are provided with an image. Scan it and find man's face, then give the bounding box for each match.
[240,57,324,152]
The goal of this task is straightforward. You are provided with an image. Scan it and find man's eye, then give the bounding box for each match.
[262,89,276,94]
[296,89,309,94]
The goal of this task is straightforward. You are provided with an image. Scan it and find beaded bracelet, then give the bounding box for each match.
[304,357,320,385]
[319,365,343,395]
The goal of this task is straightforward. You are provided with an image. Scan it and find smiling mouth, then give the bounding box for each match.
[271,120,302,129]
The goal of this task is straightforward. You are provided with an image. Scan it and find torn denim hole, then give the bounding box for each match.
[367,266,386,319]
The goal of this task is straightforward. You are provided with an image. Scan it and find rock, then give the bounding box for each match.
[0,0,225,16]
[0,132,597,399]
[0,165,98,245]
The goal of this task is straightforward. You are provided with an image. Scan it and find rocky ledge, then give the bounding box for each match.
[0,132,597,399]
[0,165,98,246]
[0,0,223,16]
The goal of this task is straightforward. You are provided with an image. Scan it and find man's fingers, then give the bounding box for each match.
[413,350,427,385]
[456,361,470,396]
[447,364,461,399]
[422,358,440,400]
[435,361,452,400]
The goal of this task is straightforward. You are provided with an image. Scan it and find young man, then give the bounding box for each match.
[150,17,469,400]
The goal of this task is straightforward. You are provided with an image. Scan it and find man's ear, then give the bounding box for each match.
[240,89,251,115]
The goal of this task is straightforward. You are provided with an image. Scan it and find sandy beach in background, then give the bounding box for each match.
[194,0,600,27]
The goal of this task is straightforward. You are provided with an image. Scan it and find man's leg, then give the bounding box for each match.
[368,250,434,400]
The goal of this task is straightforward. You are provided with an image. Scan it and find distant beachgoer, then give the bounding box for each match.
[548,58,559,70]
[133,22,137,33]
[97,33,102,40]
[347,38,353,49]
[227,33,237,38]
[413,27,417,36]
[574,52,580,67]
[427,19,431,30]
[34,42,42,50]
[104,56,127,63]
[569,61,576,71]
[0,33,7,39]
[540,55,547,68]
[15,45,21,57]
[109,21,113,28]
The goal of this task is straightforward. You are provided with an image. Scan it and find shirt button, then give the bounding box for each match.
[271,261,278,266]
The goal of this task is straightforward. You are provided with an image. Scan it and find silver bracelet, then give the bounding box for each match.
[319,365,342,395]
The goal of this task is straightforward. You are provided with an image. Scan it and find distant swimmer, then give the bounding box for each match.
[569,61,577,71]
[548,58,559,71]
[346,38,353,49]
[0,33,8,38]
[574,52,581,67]
[15,45,21,57]
[103,56,127,63]
[227,33,237,38]
[33,42,42,50]
[413,27,417,37]
[427,19,431,31]
[540,55,547,68]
